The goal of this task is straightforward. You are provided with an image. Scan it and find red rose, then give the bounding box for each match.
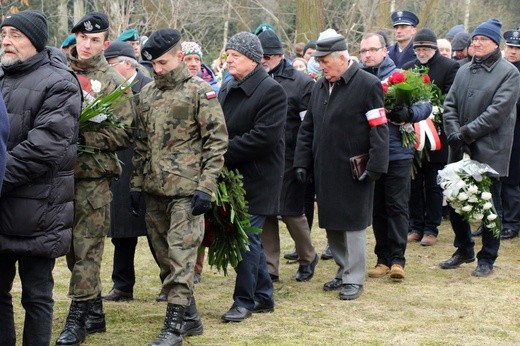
[388,71,405,84]
[381,82,389,94]
[422,74,431,84]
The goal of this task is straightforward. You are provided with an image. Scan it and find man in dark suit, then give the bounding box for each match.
[388,10,419,68]
[101,41,156,303]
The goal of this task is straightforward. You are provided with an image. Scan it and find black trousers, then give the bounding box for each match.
[0,254,55,346]
[372,159,412,267]
[449,178,502,265]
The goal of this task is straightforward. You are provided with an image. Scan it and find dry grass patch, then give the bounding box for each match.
[12,219,520,345]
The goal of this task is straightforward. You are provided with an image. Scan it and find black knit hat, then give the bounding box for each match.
[141,29,181,61]
[258,29,283,55]
[71,12,109,34]
[225,32,263,64]
[414,28,438,49]
[1,10,48,52]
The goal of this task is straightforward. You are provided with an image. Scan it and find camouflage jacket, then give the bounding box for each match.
[68,48,134,179]
[131,63,228,197]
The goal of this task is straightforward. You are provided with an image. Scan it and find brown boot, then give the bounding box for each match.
[389,264,405,281]
[407,232,421,242]
[420,234,437,246]
[367,264,390,278]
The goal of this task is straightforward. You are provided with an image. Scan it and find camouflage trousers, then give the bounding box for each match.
[66,178,112,301]
[145,194,203,306]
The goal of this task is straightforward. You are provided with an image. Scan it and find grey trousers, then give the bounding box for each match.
[326,229,366,285]
[262,214,316,276]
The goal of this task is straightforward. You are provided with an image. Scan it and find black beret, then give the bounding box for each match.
[71,12,109,33]
[141,29,181,61]
[104,41,135,60]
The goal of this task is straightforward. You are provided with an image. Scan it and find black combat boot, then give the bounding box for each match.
[55,300,92,346]
[149,304,186,346]
[180,297,203,336]
[85,294,106,334]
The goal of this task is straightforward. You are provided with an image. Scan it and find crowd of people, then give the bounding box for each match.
[0,7,519,346]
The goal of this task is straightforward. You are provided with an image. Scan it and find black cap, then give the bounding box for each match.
[503,30,520,47]
[104,41,136,60]
[141,29,181,61]
[71,12,109,33]
[451,32,471,51]
[391,10,419,27]
[1,10,48,52]
[413,28,438,49]
[312,36,348,57]
[303,40,316,55]
[258,29,283,55]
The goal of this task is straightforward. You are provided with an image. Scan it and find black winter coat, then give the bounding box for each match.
[0,49,81,258]
[270,60,314,215]
[503,60,520,185]
[294,62,389,230]
[402,51,460,164]
[109,70,152,238]
[219,65,287,216]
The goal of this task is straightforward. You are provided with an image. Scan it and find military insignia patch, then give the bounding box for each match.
[206,91,217,99]
[84,20,93,32]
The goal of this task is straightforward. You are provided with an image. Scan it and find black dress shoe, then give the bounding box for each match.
[102,288,133,302]
[269,274,279,282]
[501,228,519,239]
[323,278,343,291]
[339,284,363,300]
[252,300,274,313]
[283,250,299,261]
[439,253,475,269]
[472,225,483,237]
[221,304,252,322]
[321,244,333,260]
[295,254,319,282]
[472,263,493,277]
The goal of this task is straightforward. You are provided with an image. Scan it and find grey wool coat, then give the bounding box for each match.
[294,61,389,231]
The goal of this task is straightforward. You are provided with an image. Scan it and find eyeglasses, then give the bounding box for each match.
[472,36,491,43]
[359,47,384,54]
[109,60,125,67]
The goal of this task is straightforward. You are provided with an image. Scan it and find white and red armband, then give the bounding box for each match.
[365,108,387,127]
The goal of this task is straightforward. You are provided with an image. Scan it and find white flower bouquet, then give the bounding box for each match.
[437,155,501,237]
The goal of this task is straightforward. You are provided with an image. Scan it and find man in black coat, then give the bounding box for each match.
[100,42,158,302]
[500,29,520,239]
[218,32,287,321]
[0,11,81,345]
[257,29,318,283]
[294,32,389,300]
[402,29,460,246]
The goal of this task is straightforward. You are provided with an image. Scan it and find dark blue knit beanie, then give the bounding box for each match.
[473,18,502,45]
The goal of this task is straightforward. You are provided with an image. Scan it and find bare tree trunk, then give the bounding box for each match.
[295,0,324,42]
[464,0,471,31]
[73,0,85,24]
[57,0,68,38]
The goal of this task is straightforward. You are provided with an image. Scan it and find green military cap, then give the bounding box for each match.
[117,28,139,42]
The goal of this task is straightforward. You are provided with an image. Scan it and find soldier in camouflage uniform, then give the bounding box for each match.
[56,12,134,346]
[132,29,228,346]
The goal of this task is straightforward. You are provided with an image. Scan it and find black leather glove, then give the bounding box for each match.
[387,107,410,124]
[295,168,307,183]
[191,191,212,216]
[129,191,142,217]
[359,170,381,182]
[448,132,463,150]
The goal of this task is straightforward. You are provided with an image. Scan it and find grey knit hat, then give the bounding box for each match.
[1,10,48,52]
[225,32,263,63]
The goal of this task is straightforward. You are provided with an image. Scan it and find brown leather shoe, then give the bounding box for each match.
[420,234,437,246]
[389,264,405,281]
[367,264,390,278]
[102,288,133,301]
[407,232,421,242]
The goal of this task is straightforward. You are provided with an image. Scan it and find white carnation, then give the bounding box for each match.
[458,192,469,201]
[468,196,478,203]
[91,80,102,93]
[483,202,493,210]
[481,192,492,200]
[473,213,484,220]
[462,205,473,212]
[486,213,497,221]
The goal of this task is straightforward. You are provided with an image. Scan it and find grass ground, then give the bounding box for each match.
[12,217,520,345]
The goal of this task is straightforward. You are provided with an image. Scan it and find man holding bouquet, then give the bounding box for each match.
[441,19,520,277]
